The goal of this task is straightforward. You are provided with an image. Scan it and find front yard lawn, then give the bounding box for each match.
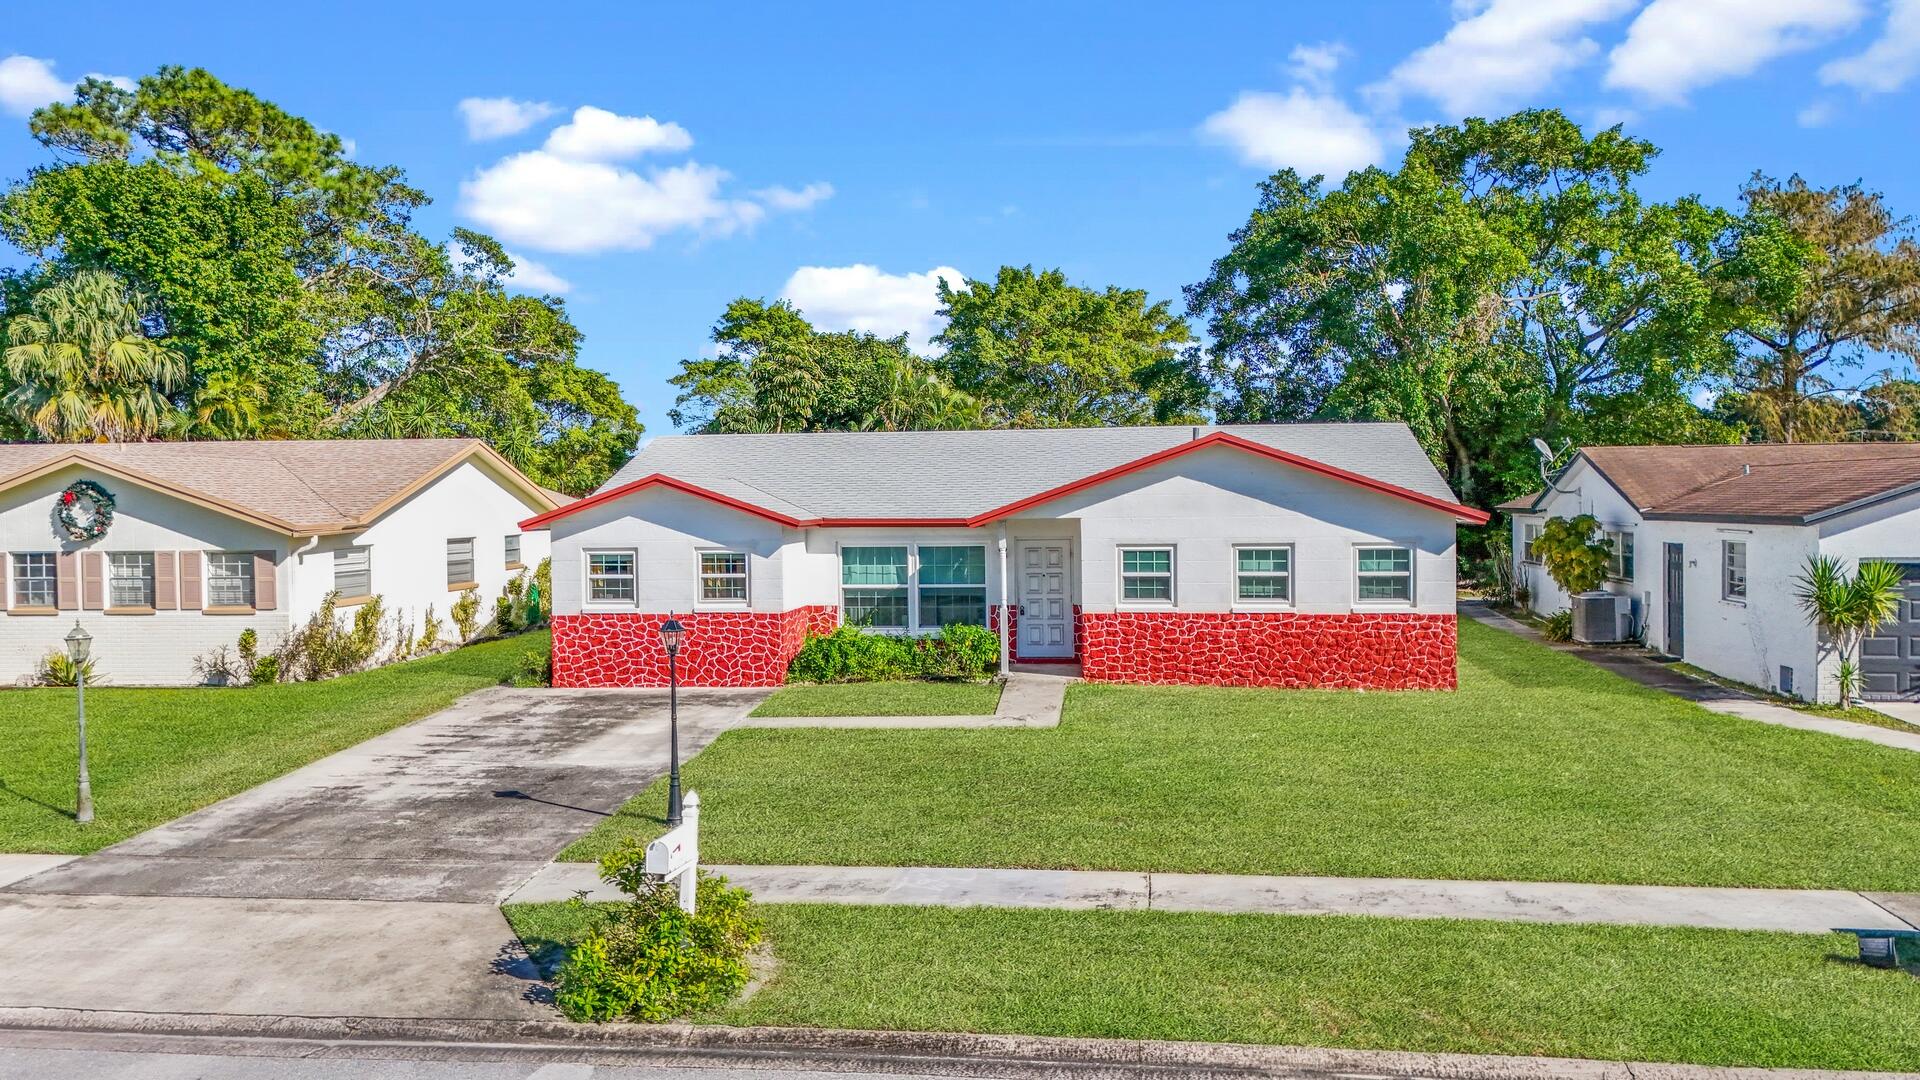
[0,631,549,855]
[503,902,1920,1071]
[562,620,1920,891]
[751,680,1001,717]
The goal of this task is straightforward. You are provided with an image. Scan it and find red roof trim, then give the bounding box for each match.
[520,432,1489,531]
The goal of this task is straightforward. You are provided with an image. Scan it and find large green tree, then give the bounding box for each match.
[0,67,636,491]
[933,265,1204,426]
[1187,110,1738,504]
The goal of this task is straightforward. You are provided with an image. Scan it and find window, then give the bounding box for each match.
[1722,540,1747,600]
[1606,530,1635,581]
[206,553,256,608]
[11,553,55,607]
[504,534,522,567]
[108,552,155,608]
[446,538,475,588]
[1355,546,1413,602]
[1521,522,1542,565]
[698,551,749,604]
[841,546,908,629]
[334,547,371,598]
[1235,546,1292,603]
[587,552,636,603]
[917,545,987,628]
[1119,547,1174,603]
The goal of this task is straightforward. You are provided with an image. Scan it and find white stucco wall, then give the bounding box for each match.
[548,486,794,616]
[0,463,291,686]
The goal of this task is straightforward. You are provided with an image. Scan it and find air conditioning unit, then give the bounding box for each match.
[1572,591,1631,644]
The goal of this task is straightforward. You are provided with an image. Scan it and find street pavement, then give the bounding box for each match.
[0,1047,931,1080]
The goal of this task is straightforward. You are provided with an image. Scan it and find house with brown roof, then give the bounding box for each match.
[1500,443,1920,703]
[0,439,558,686]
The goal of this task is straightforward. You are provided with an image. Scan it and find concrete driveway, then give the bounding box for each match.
[0,686,764,1019]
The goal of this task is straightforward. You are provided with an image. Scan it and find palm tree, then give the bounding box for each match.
[3,269,186,442]
[1794,556,1906,709]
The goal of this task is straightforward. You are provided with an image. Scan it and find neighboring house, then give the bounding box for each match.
[0,439,557,686]
[1502,443,1920,703]
[522,424,1488,690]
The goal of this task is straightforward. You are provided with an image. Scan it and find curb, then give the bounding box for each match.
[0,1008,1913,1080]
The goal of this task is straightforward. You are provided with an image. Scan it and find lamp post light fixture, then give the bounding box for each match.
[64,621,94,825]
[659,615,686,828]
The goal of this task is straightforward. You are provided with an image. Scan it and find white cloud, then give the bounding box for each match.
[1369,0,1637,117]
[0,55,126,116]
[753,182,834,211]
[1200,88,1383,178]
[458,96,559,140]
[1287,42,1348,92]
[502,251,571,294]
[542,105,692,160]
[1822,0,1920,93]
[780,264,967,349]
[1798,98,1839,125]
[1606,0,1868,104]
[87,73,135,92]
[462,153,763,254]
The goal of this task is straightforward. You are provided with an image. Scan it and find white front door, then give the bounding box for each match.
[1017,541,1073,658]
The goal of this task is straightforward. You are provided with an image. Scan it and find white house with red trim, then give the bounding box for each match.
[522,424,1487,689]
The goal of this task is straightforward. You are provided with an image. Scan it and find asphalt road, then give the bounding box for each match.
[0,1047,941,1080]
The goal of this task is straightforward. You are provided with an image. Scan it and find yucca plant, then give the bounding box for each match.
[1794,556,1906,709]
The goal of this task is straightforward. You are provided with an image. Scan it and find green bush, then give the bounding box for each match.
[553,843,762,1023]
[36,649,100,687]
[509,643,552,687]
[1542,609,1574,642]
[248,655,281,686]
[786,623,1000,683]
[451,588,481,641]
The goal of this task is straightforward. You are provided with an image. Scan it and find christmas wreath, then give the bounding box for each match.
[56,480,115,542]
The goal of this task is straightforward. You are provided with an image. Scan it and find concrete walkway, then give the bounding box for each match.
[509,861,1920,934]
[0,686,768,1020]
[1461,603,1920,754]
[735,668,1070,729]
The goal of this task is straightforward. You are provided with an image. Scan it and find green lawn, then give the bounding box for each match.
[0,631,549,854]
[562,620,1920,890]
[751,680,1002,717]
[503,902,1920,1071]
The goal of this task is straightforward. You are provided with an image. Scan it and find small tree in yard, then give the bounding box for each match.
[1795,556,1905,709]
[1535,514,1613,596]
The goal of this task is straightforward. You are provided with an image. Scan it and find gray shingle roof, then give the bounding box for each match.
[603,423,1463,519]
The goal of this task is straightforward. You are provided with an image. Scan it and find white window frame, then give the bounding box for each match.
[837,543,912,632]
[1521,522,1542,565]
[446,537,476,589]
[696,549,750,607]
[11,552,56,608]
[1605,529,1634,582]
[1233,544,1294,607]
[504,533,523,569]
[1353,544,1415,606]
[1117,545,1176,607]
[108,551,156,610]
[1721,540,1748,602]
[205,552,257,610]
[914,543,988,631]
[334,546,372,599]
[584,549,638,607]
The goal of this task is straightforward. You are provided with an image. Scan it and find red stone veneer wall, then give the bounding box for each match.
[1080,611,1458,690]
[552,606,838,687]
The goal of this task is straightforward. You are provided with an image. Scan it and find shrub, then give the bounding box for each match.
[248,655,280,686]
[1541,609,1574,642]
[237,628,259,670]
[509,643,552,687]
[933,623,999,675]
[36,649,99,687]
[787,623,1000,683]
[277,592,387,681]
[451,588,481,642]
[419,605,443,652]
[553,844,762,1023]
[191,645,242,686]
[1536,515,1612,596]
[529,557,552,625]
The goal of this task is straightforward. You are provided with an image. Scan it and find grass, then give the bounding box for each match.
[562,620,1920,891]
[502,902,1920,1071]
[0,631,549,855]
[1666,660,1920,734]
[750,680,1002,717]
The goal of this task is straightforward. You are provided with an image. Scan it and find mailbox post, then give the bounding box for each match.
[644,790,700,913]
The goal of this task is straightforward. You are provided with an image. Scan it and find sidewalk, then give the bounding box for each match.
[1460,603,1920,754]
[734,668,1070,729]
[509,861,1920,934]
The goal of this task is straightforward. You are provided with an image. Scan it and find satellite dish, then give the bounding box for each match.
[1532,438,1553,460]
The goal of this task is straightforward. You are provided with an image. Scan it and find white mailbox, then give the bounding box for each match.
[644,791,700,913]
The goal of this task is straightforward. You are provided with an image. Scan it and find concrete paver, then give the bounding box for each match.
[0,856,74,889]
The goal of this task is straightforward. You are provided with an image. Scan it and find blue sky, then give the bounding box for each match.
[4,0,1919,435]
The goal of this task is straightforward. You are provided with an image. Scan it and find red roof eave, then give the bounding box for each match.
[519,432,1489,531]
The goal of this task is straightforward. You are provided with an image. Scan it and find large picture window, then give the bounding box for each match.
[1119,547,1174,604]
[1235,546,1292,603]
[698,551,749,603]
[1355,546,1413,602]
[917,545,987,628]
[11,552,55,607]
[587,551,636,603]
[841,546,908,629]
[108,552,155,608]
[206,553,256,608]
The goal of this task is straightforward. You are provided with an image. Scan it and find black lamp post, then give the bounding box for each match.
[659,615,686,827]
[64,621,93,825]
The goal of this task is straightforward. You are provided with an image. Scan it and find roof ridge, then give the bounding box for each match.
[258,443,360,521]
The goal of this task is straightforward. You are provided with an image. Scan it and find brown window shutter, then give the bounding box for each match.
[57,553,78,610]
[154,551,178,610]
[80,552,104,610]
[179,551,203,611]
[254,551,277,610]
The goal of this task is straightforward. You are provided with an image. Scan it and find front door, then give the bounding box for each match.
[1860,561,1920,700]
[1664,543,1685,659]
[1017,541,1073,659]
